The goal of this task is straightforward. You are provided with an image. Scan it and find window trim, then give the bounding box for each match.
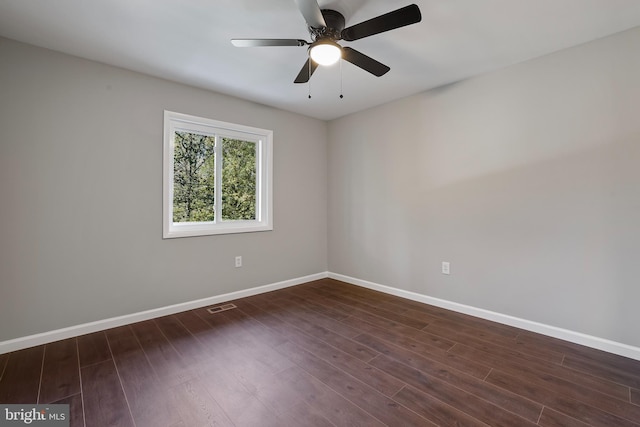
[163,110,273,239]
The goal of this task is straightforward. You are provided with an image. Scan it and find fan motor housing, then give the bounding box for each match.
[309,9,345,41]
[322,9,345,31]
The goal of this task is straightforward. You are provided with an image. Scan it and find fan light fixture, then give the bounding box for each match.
[309,39,342,66]
[231,2,423,84]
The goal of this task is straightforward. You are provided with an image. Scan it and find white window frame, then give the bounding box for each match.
[163,111,273,238]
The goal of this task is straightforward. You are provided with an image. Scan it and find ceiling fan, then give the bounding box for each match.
[231,0,422,84]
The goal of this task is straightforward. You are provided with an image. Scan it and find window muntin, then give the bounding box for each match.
[163,111,272,238]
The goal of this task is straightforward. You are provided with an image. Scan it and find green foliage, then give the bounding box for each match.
[172,131,216,222]
[222,138,256,220]
[172,133,256,223]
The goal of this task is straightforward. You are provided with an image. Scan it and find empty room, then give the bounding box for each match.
[1,0,640,426]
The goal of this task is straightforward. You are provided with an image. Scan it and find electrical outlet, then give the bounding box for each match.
[442,261,450,275]
[235,256,242,268]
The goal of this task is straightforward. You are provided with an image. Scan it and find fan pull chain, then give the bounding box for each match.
[306,59,345,99]
[339,59,344,99]
[308,59,312,99]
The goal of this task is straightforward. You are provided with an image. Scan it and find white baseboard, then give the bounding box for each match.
[4,271,639,361]
[328,272,640,361]
[0,272,329,355]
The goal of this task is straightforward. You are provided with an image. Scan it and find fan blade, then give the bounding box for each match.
[341,4,421,41]
[294,58,319,83]
[231,39,307,47]
[294,0,326,28]
[342,47,390,77]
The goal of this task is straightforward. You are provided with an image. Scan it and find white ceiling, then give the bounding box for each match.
[1,0,640,120]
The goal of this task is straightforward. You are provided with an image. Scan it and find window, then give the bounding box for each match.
[163,111,272,238]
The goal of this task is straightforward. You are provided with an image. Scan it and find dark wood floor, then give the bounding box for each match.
[1,279,640,426]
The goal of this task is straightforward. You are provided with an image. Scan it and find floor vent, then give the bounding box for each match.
[206,303,237,314]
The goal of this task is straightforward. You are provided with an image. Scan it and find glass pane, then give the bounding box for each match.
[172,131,216,222]
[221,138,257,221]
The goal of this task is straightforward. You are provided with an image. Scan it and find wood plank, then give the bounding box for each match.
[341,315,451,354]
[563,355,640,389]
[0,353,8,382]
[167,379,233,427]
[276,365,387,427]
[216,303,289,347]
[323,280,525,351]
[424,321,565,364]
[277,340,435,426]
[195,308,295,375]
[293,334,404,397]
[346,309,456,350]
[319,281,471,337]
[393,385,496,427]
[183,308,290,388]
[277,289,353,320]
[105,323,184,426]
[52,393,84,427]
[0,345,44,403]
[197,359,288,427]
[237,298,379,363]
[486,368,640,427]
[174,310,214,336]
[538,407,593,427]
[104,326,140,359]
[371,353,542,425]
[487,364,640,424]
[39,338,80,403]
[277,313,379,362]
[518,329,640,373]
[282,285,360,319]
[266,293,364,338]
[316,280,401,305]
[376,299,521,338]
[450,342,631,401]
[566,348,640,375]
[278,401,335,427]
[427,317,523,347]
[105,324,143,360]
[379,304,441,325]
[116,350,183,426]
[311,286,430,329]
[355,332,492,381]
[153,315,213,365]
[632,388,640,406]
[77,331,111,367]
[239,299,403,397]
[229,301,293,345]
[81,360,134,427]
[308,282,407,311]
[249,368,335,427]
[220,304,398,402]
[130,320,197,387]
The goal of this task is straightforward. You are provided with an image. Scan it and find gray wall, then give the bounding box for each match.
[0,38,328,342]
[328,27,640,347]
[3,26,640,349]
